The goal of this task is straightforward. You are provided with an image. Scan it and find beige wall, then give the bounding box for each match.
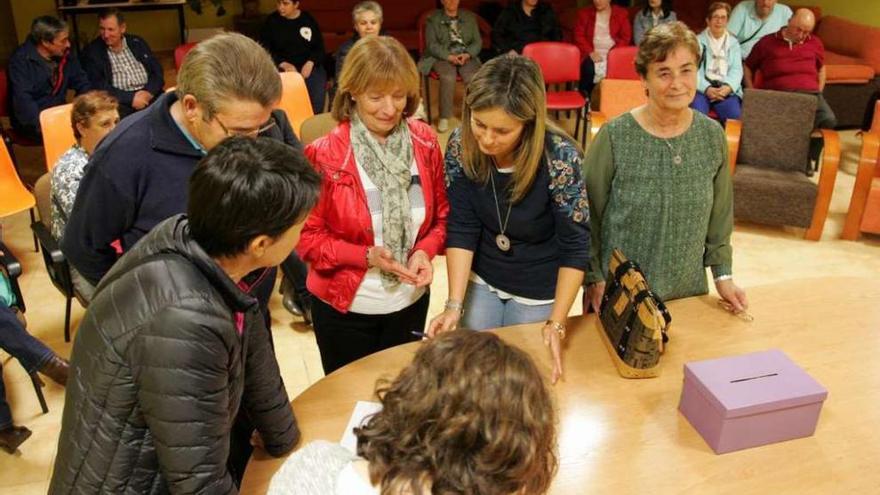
[10,1,281,52]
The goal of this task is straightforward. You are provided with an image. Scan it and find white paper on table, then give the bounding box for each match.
[340,401,383,453]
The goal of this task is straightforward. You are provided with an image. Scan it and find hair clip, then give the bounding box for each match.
[717,299,754,322]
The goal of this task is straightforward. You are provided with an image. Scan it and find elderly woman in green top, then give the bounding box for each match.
[583,21,748,314]
[417,0,482,133]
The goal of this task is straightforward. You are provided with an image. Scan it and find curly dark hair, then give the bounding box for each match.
[355,330,558,494]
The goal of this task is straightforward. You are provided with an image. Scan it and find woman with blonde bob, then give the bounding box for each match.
[427,55,590,384]
[583,22,748,315]
[297,36,448,375]
[268,330,558,494]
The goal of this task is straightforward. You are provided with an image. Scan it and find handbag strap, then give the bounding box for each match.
[601,259,645,313]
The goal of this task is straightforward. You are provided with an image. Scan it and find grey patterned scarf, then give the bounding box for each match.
[350,112,414,288]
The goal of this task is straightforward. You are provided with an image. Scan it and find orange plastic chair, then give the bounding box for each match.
[40,103,76,171]
[174,42,198,71]
[0,138,36,219]
[842,100,880,240]
[277,72,315,137]
[589,79,647,141]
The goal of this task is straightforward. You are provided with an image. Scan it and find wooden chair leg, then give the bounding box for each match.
[842,132,879,240]
[29,372,48,414]
[805,129,840,241]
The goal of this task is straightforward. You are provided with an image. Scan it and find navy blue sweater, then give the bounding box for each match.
[7,41,91,138]
[61,92,301,285]
[444,128,590,300]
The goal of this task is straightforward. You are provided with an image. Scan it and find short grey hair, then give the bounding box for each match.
[352,1,383,24]
[29,16,67,44]
[176,33,281,118]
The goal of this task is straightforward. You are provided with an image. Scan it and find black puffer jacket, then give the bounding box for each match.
[49,215,299,494]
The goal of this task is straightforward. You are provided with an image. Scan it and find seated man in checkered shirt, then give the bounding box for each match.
[81,8,164,118]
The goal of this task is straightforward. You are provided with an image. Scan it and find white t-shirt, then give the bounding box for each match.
[335,462,380,495]
[593,9,615,82]
[349,157,427,314]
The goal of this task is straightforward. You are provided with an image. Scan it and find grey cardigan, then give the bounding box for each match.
[417,9,482,75]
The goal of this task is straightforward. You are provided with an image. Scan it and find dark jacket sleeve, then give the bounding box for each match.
[61,155,134,285]
[66,53,92,96]
[265,109,303,151]
[241,308,300,457]
[134,36,165,97]
[7,51,43,131]
[132,305,238,494]
[444,129,483,251]
[306,13,325,65]
[259,15,282,66]
[539,4,563,42]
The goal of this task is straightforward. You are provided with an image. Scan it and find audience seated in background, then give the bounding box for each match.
[428,55,589,385]
[80,9,165,118]
[49,136,320,493]
[728,0,791,58]
[49,91,119,302]
[633,0,678,45]
[299,36,448,376]
[584,22,748,316]
[0,245,69,454]
[491,0,562,57]
[260,0,327,114]
[417,0,483,132]
[692,1,743,124]
[744,8,836,164]
[268,330,558,495]
[6,16,90,143]
[573,0,632,99]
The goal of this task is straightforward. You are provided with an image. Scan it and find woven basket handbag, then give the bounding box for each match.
[596,249,671,378]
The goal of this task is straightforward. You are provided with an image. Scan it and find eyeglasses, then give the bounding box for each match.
[214,114,276,137]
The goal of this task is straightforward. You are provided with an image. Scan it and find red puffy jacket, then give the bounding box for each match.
[297,119,449,313]
[573,6,632,61]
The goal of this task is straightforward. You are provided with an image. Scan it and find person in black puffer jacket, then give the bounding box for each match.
[49,137,322,494]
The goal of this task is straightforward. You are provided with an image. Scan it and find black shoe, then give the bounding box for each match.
[293,292,313,326]
[0,425,32,454]
[280,277,312,325]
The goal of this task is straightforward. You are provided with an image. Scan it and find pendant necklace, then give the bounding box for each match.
[489,170,513,252]
[663,138,683,165]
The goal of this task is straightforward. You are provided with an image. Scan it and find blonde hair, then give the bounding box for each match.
[71,90,118,140]
[331,36,420,121]
[461,55,570,204]
[176,33,281,118]
[356,330,558,495]
[635,21,701,78]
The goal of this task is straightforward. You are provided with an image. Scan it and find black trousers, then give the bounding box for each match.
[311,292,429,375]
[579,57,597,99]
[279,253,310,301]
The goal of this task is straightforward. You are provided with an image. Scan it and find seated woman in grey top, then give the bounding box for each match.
[633,0,678,45]
[268,330,558,494]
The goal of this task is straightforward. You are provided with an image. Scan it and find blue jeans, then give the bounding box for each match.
[461,281,553,331]
[691,92,742,125]
[1,305,54,428]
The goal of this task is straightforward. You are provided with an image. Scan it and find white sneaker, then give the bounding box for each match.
[437,118,449,133]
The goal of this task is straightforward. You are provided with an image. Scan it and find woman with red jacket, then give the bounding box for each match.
[573,0,632,98]
[298,36,448,374]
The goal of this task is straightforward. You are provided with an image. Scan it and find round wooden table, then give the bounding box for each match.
[242,277,880,493]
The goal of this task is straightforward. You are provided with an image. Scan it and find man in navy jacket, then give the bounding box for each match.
[80,9,164,117]
[6,16,90,142]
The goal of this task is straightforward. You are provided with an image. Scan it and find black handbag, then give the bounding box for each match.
[596,249,671,378]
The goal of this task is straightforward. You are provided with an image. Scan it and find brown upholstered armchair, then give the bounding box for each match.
[724,89,840,241]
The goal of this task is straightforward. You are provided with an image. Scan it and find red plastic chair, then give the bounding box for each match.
[174,42,198,71]
[418,10,491,126]
[606,46,640,80]
[522,42,588,147]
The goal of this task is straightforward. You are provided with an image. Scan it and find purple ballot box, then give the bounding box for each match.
[679,349,828,454]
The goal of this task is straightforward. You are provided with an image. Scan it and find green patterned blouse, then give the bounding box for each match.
[583,111,734,301]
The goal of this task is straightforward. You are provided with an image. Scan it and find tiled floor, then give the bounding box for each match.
[2,89,879,492]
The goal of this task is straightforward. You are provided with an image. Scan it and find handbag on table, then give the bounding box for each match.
[596,248,671,378]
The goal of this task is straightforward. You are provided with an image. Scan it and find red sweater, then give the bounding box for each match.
[297,119,449,313]
[746,30,824,92]
[573,5,632,61]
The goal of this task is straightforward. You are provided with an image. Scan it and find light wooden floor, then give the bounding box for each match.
[2,114,879,492]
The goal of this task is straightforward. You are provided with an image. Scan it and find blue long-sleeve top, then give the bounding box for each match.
[444,128,590,300]
[696,29,744,97]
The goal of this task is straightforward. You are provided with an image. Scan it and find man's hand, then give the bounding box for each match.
[279,62,298,73]
[132,90,152,110]
[301,61,314,79]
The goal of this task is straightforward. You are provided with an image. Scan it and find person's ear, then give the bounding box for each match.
[246,234,273,259]
[75,120,88,138]
[182,95,201,122]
